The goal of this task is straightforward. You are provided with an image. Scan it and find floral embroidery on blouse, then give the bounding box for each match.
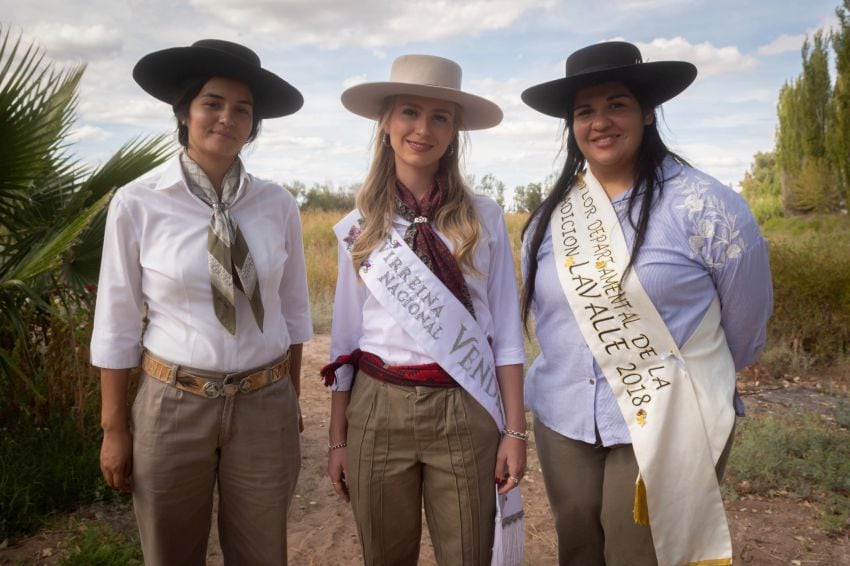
[672,173,747,271]
[343,218,365,252]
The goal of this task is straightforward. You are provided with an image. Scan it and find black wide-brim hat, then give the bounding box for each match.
[522,41,697,118]
[133,39,303,119]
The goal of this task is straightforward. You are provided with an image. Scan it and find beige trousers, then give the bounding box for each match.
[346,372,500,566]
[534,418,735,566]
[131,368,301,566]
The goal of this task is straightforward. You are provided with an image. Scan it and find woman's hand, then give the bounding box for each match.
[100,368,132,492]
[495,435,527,494]
[101,428,133,492]
[327,446,350,502]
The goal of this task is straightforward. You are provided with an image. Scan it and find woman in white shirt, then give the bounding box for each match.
[322,55,526,565]
[91,39,312,565]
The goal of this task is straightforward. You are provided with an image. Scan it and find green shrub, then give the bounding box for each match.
[0,420,106,541]
[60,523,142,565]
[727,413,850,533]
[758,214,850,374]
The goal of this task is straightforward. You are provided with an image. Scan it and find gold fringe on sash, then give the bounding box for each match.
[633,474,650,526]
[685,559,733,566]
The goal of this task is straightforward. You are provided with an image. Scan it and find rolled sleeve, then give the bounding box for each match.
[279,203,313,345]
[328,240,368,391]
[485,207,527,367]
[90,193,145,368]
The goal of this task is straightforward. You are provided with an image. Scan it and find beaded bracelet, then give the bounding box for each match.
[502,428,529,442]
[327,441,348,451]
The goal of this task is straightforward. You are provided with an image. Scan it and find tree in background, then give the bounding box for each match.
[775,32,840,214]
[830,0,850,208]
[285,181,357,211]
[512,181,544,213]
[474,173,506,209]
[740,152,783,223]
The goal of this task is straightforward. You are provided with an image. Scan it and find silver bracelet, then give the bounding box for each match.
[502,428,529,442]
[327,441,347,451]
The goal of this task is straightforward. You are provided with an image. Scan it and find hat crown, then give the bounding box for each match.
[389,54,463,90]
[192,39,261,68]
[565,41,643,78]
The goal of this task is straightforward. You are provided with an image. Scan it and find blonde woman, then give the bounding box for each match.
[321,55,526,565]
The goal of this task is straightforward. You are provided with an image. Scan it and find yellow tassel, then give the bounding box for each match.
[633,475,650,526]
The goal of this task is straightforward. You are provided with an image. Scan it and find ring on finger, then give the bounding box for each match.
[509,475,521,485]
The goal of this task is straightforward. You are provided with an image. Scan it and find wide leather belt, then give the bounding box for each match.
[141,350,290,399]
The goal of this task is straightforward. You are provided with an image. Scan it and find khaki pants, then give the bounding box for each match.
[131,369,301,566]
[346,372,500,566]
[534,418,735,566]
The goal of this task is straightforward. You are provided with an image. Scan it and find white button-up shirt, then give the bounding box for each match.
[329,194,526,390]
[91,155,313,372]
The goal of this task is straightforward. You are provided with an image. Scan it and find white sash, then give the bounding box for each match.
[335,211,524,566]
[549,172,734,566]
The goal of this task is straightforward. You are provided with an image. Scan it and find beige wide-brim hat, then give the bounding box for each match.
[341,54,503,130]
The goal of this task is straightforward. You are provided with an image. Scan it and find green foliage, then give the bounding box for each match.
[0,420,105,541]
[285,180,356,211]
[830,0,850,205]
[726,412,850,533]
[758,214,850,374]
[775,31,840,214]
[513,181,545,213]
[60,523,142,565]
[0,26,171,396]
[474,173,506,209]
[740,151,783,223]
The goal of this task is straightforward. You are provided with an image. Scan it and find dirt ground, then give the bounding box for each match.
[2,335,849,565]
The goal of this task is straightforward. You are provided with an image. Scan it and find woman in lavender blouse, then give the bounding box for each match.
[519,41,772,565]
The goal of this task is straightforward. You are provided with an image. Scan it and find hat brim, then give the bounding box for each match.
[133,46,303,119]
[341,82,503,130]
[521,61,696,118]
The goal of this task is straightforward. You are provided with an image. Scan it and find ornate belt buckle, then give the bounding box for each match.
[202,381,221,398]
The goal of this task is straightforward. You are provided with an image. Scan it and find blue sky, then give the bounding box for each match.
[5,0,843,198]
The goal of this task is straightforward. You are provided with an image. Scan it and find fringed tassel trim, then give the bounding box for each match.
[633,474,650,526]
[319,349,362,386]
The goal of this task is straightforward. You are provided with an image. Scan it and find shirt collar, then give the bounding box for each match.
[153,152,250,194]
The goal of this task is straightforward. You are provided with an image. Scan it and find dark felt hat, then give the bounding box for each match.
[521,41,697,118]
[133,39,303,118]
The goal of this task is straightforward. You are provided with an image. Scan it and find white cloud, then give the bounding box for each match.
[342,75,368,89]
[757,33,806,56]
[188,0,554,48]
[27,23,122,61]
[725,89,774,104]
[67,125,112,142]
[693,112,772,129]
[635,37,758,77]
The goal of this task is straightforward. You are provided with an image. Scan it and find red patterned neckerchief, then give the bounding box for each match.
[395,176,476,318]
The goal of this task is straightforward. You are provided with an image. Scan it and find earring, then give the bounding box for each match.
[446,144,454,157]
[382,133,390,147]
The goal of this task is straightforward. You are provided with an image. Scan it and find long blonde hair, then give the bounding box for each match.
[350,97,481,276]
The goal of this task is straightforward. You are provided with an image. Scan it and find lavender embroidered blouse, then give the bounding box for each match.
[522,159,773,447]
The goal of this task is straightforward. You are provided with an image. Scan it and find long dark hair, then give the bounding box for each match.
[520,81,689,328]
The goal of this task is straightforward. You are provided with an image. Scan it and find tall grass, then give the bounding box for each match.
[301,210,346,333]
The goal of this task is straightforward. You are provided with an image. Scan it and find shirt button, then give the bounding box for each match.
[589,379,595,385]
